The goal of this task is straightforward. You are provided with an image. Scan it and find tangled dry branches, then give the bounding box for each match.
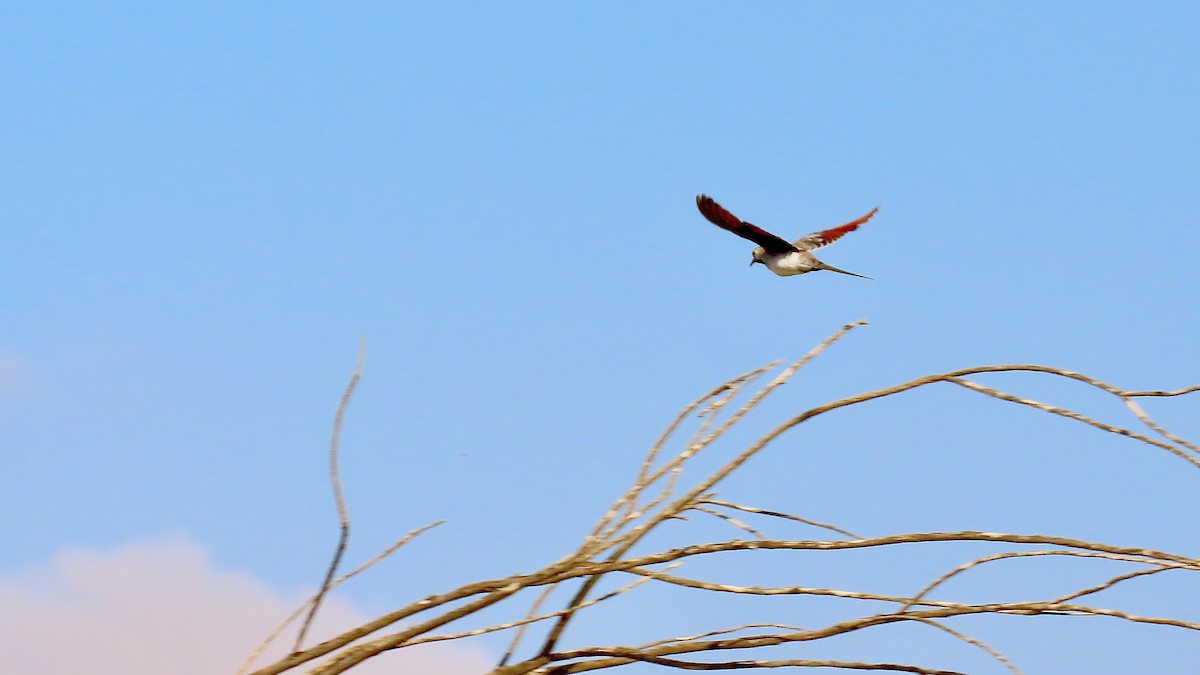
[242,321,1199,675]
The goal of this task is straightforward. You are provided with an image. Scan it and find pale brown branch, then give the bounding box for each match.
[1125,384,1200,397]
[691,505,767,539]
[528,602,1200,674]
[311,583,532,674]
[635,624,808,650]
[604,322,869,557]
[900,548,1200,614]
[249,573,537,675]
[542,651,966,674]
[622,566,959,608]
[499,583,561,668]
[910,618,1020,675]
[537,322,868,657]
[596,533,1199,577]
[697,497,862,539]
[601,362,777,541]
[1050,565,1177,604]
[239,520,442,674]
[295,338,367,652]
[249,323,1199,675]
[944,376,1200,469]
[600,364,776,546]
[408,567,670,649]
[1122,397,1200,456]
[261,532,1194,672]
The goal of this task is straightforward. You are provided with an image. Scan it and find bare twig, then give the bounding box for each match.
[636,624,808,650]
[544,653,967,674]
[900,549,1200,614]
[410,565,675,649]
[945,376,1200,469]
[697,497,862,539]
[248,322,1199,675]
[1122,397,1200,456]
[239,520,442,674]
[522,602,1200,674]
[294,337,367,652]
[537,322,868,657]
[599,362,778,543]
[1050,565,1176,604]
[910,618,1020,675]
[499,583,562,668]
[691,504,767,539]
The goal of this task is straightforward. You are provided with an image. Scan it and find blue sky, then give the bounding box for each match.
[2,3,1198,673]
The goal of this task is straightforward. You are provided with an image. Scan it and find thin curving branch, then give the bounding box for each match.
[248,322,1199,675]
[294,337,367,652]
[695,497,862,539]
[535,322,868,658]
[238,520,442,674]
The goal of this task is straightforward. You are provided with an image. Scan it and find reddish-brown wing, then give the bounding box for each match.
[696,195,795,254]
[793,207,879,251]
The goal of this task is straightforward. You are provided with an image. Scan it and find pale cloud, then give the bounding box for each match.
[0,537,491,675]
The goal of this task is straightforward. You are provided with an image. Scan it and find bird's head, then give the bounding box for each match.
[749,247,765,267]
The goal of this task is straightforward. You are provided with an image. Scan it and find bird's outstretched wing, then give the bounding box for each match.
[793,207,879,251]
[696,194,795,254]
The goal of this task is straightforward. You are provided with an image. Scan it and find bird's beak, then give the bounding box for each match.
[749,259,759,267]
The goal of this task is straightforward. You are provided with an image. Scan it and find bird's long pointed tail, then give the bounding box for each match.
[818,262,872,279]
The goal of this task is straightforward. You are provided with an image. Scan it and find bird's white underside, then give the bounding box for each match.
[760,250,821,277]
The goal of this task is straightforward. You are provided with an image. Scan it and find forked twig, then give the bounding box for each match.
[910,618,1020,675]
[1122,397,1200,456]
[246,322,1199,675]
[535,321,868,658]
[899,548,1200,614]
[411,564,676,649]
[238,520,443,674]
[697,497,862,539]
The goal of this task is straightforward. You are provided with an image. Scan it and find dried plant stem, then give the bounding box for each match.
[524,601,1200,675]
[238,520,442,674]
[1122,397,1200,456]
[697,497,862,539]
[909,618,1020,675]
[901,548,1200,613]
[294,337,367,652]
[410,565,673,649]
[535,321,868,658]
[247,322,1199,675]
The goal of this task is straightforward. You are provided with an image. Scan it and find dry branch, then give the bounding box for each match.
[247,322,1199,675]
[295,338,367,651]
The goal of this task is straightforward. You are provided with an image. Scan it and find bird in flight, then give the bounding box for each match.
[696,194,878,279]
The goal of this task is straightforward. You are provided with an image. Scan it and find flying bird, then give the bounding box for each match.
[696,194,878,279]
